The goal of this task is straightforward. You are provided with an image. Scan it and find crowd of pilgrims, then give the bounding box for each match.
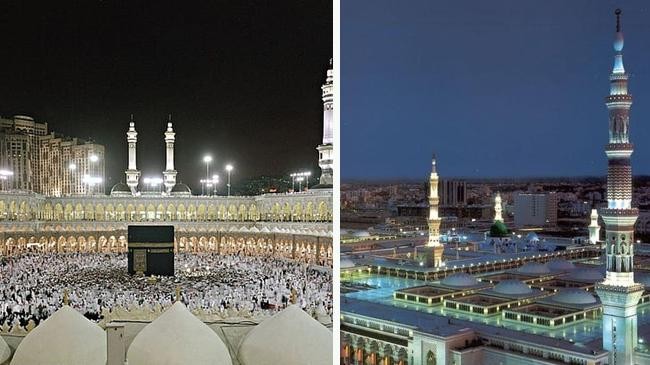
[0,252,332,331]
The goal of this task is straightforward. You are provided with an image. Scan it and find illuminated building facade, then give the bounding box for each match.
[37,133,105,196]
[0,115,48,191]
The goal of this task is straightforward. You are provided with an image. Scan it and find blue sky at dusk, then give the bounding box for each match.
[342,1,650,179]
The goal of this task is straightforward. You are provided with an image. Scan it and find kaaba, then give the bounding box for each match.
[127,225,175,276]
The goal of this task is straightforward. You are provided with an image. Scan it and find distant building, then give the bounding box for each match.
[38,133,105,196]
[513,192,557,227]
[439,179,466,207]
[0,115,48,191]
[0,130,31,190]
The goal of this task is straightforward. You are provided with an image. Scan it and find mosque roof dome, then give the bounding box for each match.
[493,279,532,295]
[110,182,131,196]
[0,335,10,364]
[516,262,551,275]
[352,230,370,238]
[552,289,598,305]
[238,305,332,365]
[127,302,232,365]
[547,259,576,272]
[441,272,479,287]
[489,221,509,237]
[170,183,192,195]
[567,268,604,282]
[341,258,356,269]
[10,305,106,365]
[525,232,540,242]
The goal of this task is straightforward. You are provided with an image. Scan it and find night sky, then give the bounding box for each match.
[342,1,650,180]
[0,1,332,192]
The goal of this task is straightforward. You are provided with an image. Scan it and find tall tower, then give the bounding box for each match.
[427,154,443,267]
[125,115,140,194]
[317,59,333,186]
[588,209,601,245]
[494,192,503,222]
[163,115,177,194]
[595,10,644,365]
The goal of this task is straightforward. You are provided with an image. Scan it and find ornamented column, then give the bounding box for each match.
[317,59,334,186]
[427,154,443,267]
[595,10,643,365]
[588,209,600,245]
[163,115,177,194]
[494,192,503,222]
[125,115,140,194]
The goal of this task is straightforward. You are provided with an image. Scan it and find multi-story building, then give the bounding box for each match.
[513,192,557,228]
[0,115,48,191]
[38,133,105,196]
[439,179,466,207]
[0,130,31,190]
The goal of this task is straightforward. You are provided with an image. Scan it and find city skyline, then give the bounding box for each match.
[0,1,332,191]
[342,0,650,179]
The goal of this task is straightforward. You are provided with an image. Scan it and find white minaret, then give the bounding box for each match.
[494,192,503,222]
[317,59,333,186]
[595,10,643,365]
[163,115,177,194]
[588,209,600,245]
[427,154,444,267]
[125,115,140,194]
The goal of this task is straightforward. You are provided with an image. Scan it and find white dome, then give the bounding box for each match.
[238,305,332,365]
[0,335,10,364]
[341,258,356,269]
[11,306,106,365]
[352,230,370,238]
[525,232,540,242]
[552,289,597,305]
[547,259,576,272]
[441,273,479,287]
[568,268,604,282]
[127,301,232,365]
[493,280,532,295]
[517,262,551,275]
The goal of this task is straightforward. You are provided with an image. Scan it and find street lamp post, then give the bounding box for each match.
[290,171,311,193]
[212,174,219,195]
[305,171,312,190]
[203,155,212,196]
[225,164,233,197]
[296,176,304,192]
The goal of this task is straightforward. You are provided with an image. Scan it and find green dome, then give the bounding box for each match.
[490,220,509,237]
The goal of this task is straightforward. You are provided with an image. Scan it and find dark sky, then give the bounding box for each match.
[0,1,331,191]
[342,1,650,180]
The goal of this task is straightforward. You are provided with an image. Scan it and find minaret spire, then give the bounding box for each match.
[163,115,177,194]
[596,9,643,365]
[125,115,140,194]
[316,59,334,186]
[427,153,443,267]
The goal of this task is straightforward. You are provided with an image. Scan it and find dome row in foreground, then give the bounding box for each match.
[7,303,331,365]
